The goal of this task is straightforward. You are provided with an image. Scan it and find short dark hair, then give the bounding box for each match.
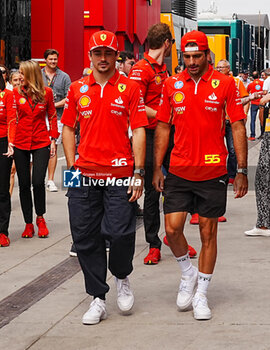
[0,71,5,91]
[118,51,135,63]
[252,71,259,79]
[44,49,59,59]
[147,23,172,50]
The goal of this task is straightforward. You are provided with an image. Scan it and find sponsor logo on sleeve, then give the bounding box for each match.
[211,79,220,89]
[80,85,89,93]
[174,81,184,89]
[79,95,91,108]
[173,91,185,104]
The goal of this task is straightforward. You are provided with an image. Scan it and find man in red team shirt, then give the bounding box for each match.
[247,72,264,140]
[62,31,148,325]
[129,23,197,264]
[153,30,248,320]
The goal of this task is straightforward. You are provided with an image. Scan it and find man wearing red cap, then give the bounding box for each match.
[62,30,148,325]
[153,30,248,320]
[129,23,196,265]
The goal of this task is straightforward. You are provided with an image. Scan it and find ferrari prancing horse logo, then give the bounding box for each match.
[100,34,107,41]
[211,79,220,89]
[118,84,126,92]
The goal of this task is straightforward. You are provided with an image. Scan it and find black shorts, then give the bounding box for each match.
[163,172,228,218]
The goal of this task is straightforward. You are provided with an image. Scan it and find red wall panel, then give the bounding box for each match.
[103,0,118,32]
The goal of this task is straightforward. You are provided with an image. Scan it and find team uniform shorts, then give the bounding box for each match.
[163,172,229,218]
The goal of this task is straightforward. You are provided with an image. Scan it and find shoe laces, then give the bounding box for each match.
[118,278,132,297]
[90,298,105,312]
[193,294,208,308]
[179,275,194,294]
[37,218,46,227]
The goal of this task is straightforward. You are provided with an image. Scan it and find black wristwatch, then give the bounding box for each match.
[134,168,145,177]
[237,168,248,175]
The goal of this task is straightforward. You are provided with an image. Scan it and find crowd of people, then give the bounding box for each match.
[1,24,270,325]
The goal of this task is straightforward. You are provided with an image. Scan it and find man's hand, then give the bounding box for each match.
[233,173,248,198]
[152,167,164,192]
[127,174,144,202]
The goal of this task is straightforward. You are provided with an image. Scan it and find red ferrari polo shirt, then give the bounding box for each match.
[61,70,148,179]
[13,87,59,150]
[247,79,264,105]
[128,53,168,129]
[156,65,246,181]
[0,89,16,142]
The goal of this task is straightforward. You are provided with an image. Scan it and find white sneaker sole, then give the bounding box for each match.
[193,311,212,320]
[117,296,134,314]
[82,312,107,325]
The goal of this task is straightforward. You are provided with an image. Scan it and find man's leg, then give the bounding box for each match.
[250,104,258,138]
[143,129,161,264]
[165,211,198,311]
[102,183,136,313]
[67,184,109,324]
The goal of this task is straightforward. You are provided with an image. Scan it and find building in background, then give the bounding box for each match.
[161,0,197,73]
[198,12,270,74]
[0,0,199,79]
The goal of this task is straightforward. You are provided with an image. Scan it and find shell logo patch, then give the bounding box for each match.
[211,79,220,89]
[173,92,185,104]
[118,83,126,93]
[0,92,5,98]
[155,75,162,85]
[19,98,26,104]
[100,34,107,41]
[79,95,91,108]
[80,85,89,93]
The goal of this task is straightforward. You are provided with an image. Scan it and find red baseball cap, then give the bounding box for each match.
[181,30,209,52]
[89,30,118,52]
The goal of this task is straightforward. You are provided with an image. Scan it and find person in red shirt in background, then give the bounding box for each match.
[247,72,264,140]
[10,60,59,239]
[129,23,196,264]
[0,71,16,247]
[62,31,147,325]
[153,31,248,320]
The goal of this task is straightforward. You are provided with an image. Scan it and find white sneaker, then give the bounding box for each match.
[244,227,270,237]
[177,266,198,310]
[115,277,134,313]
[192,292,212,320]
[46,180,58,192]
[82,298,107,325]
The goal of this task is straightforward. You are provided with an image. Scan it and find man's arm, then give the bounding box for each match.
[55,98,66,109]
[145,105,157,119]
[128,127,146,202]
[152,121,171,192]
[62,125,76,168]
[231,119,248,198]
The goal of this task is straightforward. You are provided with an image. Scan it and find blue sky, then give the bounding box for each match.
[198,0,270,17]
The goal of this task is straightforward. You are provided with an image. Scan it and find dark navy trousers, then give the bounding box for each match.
[67,180,136,297]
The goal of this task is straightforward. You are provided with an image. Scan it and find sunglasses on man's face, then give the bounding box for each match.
[0,70,6,74]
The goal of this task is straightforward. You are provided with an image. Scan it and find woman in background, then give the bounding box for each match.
[11,60,59,239]
[0,71,16,247]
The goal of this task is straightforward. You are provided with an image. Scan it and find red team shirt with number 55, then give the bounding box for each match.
[61,70,148,179]
[156,65,246,181]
